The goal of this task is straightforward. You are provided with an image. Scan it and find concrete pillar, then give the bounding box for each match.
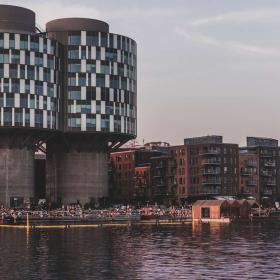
[0,148,34,207]
[46,138,109,206]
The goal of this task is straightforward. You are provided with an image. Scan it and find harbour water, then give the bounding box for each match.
[0,222,280,280]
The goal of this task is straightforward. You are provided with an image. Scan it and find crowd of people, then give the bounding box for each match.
[140,206,192,220]
[0,204,192,223]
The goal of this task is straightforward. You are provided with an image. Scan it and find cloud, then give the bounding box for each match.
[191,8,280,26]
[228,41,280,56]
[175,27,280,57]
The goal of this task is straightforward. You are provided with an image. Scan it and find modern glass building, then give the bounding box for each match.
[0,5,61,207]
[0,5,137,207]
[46,18,137,135]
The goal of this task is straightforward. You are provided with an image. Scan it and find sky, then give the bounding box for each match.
[2,0,280,146]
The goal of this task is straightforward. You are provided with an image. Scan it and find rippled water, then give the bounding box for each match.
[0,222,280,279]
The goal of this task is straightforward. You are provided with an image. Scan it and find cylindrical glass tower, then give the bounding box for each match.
[46,18,137,205]
[0,5,61,207]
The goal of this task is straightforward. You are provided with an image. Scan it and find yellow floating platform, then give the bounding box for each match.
[0,221,192,229]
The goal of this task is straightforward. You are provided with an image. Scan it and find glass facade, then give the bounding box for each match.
[64,31,137,136]
[0,32,60,129]
[0,23,137,137]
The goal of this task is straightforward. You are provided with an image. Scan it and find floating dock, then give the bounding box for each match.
[0,219,192,229]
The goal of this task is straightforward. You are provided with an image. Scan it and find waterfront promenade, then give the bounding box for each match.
[1,202,279,230]
[0,205,192,228]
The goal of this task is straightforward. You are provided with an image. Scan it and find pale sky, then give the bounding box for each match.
[2,0,280,146]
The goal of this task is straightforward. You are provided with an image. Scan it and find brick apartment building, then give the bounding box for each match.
[169,136,239,204]
[134,165,151,201]
[110,144,176,204]
[149,155,176,205]
[239,137,280,203]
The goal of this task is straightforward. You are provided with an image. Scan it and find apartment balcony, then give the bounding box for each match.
[261,171,273,177]
[153,175,164,179]
[202,188,221,195]
[263,189,273,195]
[202,170,220,175]
[266,181,276,186]
[201,159,221,165]
[135,185,147,190]
[151,186,170,195]
[243,188,255,195]
[155,165,164,169]
[264,161,276,167]
[240,170,252,176]
[202,179,221,185]
[241,173,252,176]
[246,162,257,168]
[260,154,273,158]
[199,150,221,156]
[246,181,257,187]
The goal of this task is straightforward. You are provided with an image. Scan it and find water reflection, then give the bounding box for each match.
[0,223,280,279]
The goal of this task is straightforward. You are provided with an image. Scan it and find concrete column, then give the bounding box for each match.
[46,151,58,204]
[0,148,34,207]
[46,147,108,206]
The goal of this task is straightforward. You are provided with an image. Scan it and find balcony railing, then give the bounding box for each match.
[263,189,273,195]
[260,153,273,158]
[243,188,255,195]
[155,165,164,169]
[264,162,276,167]
[153,173,164,178]
[266,181,276,186]
[240,170,253,176]
[202,179,221,185]
[202,188,221,195]
[261,171,273,177]
[202,170,220,175]
[246,181,257,186]
[246,162,257,167]
[199,150,221,156]
[201,159,221,165]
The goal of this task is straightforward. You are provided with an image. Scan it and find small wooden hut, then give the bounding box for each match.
[192,199,259,221]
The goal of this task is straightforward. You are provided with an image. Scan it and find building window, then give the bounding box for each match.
[11,79,19,92]
[96,74,105,87]
[35,111,43,127]
[68,49,79,59]
[3,109,12,125]
[9,34,15,49]
[47,56,54,69]
[78,76,86,86]
[101,62,110,74]
[101,116,110,131]
[68,90,81,100]
[68,63,81,73]
[201,208,210,218]
[30,38,39,51]
[106,49,118,61]
[68,77,76,86]
[20,96,28,108]
[80,104,91,114]
[100,33,107,47]
[68,117,81,127]
[0,33,3,48]
[11,50,20,64]
[68,35,81,45]
[86,33,98,45]
[15,110,23,126]
[86,117,96,128]
[6,94,14,107]
[86,62,96,73]
[0,50,9,63]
